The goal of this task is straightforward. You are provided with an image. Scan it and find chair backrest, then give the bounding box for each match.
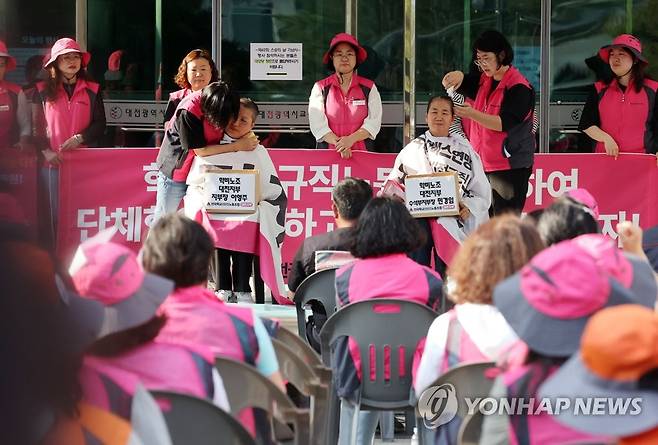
[425,361,496,419]
[271,337,319,396]
[214,357,310,445]
[319,299,438,410]
[150,390,255,445]
[417,362,496,445]
[294,267,338,337]
[275,325,324,368]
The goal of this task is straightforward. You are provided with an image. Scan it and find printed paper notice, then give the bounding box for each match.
[250,43,302,81]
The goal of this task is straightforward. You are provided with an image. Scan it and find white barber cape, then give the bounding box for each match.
[184,135,288,303]
[387,131,491,244]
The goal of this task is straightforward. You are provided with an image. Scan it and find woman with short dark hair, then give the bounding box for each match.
[442,30,536,216]
[332,197,443,445]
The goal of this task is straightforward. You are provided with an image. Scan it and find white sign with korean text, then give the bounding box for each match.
[405,172,460,218]
[202,168,260,214]
[250,43,303,81]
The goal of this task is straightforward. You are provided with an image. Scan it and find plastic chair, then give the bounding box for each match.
[319,299,439,444]
[272,337,330,445]
[416,361,495,445]
[150,390,255,445]
[293,267,338,339]
[215,356,310,445]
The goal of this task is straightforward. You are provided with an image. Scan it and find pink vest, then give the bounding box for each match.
[80,342,216,414]
[595,78,658,154]
[36,78,100,152]
[470,66,535,172]
[335,253,442,310]
[171,90,224,181]
[316,73,374,151]
[165,88,191,130]
[503,363,605,445]
[0,80,21,148]
[441,309,490,372]
[156,285,259,365]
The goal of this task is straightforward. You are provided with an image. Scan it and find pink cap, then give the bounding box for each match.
[70,241,143,305]
[43,38,91,68]
[322,32,368,65]
[519,241,609,319]
[599,34,647,65]
[565,188,600,219]
[0,40,16,71]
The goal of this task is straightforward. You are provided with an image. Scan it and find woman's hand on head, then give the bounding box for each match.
[453,102,474,119]
[442,71,464,91]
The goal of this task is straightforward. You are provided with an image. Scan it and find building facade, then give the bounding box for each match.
[2,0,656,152]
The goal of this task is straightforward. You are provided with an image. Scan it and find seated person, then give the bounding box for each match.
[65,231,229,412]
[413,215,543,444]
[481,236,655,445]
[332,197,443,445]
[144,214,284,437]
[288,177,372,350]
[0,236,171,445]
[183,98,288,304]
[383,95,491,275]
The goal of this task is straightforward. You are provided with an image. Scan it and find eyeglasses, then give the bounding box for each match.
[474,56,496,68]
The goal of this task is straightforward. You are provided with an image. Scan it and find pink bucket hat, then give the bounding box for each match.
[64,228,173,342]
[493,237,649,357]
[565,188,599,219]
[322,32,367,65]
[0,40,17,71]
[44,38,91,68]
[599,34,647,65]
[105,50,124,81]
[572,234,657,307]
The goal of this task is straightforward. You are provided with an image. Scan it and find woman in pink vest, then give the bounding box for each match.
[0,41,31,149]
[333,197,442,445]
[33,38,106,249]
[579,34,658,157]
[480,236,656,444]
[443,30,535,216]
[154,81,258,221]
[308,32,382,159]
[163,49,219,125]
[65,231,230,413]
[413,215,543,445]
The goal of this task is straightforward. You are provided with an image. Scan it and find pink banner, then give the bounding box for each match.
[58,149,658,283]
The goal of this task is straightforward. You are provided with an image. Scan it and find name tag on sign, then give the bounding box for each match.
[405,172,460,218]
[351,99,366,106]
[202,167,260,214]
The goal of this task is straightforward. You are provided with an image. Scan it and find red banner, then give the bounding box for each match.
[57,149,658,283]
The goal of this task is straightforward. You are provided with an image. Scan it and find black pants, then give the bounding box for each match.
[486,167,532,216]
[408,217,447,279]
[217,248,254,292]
